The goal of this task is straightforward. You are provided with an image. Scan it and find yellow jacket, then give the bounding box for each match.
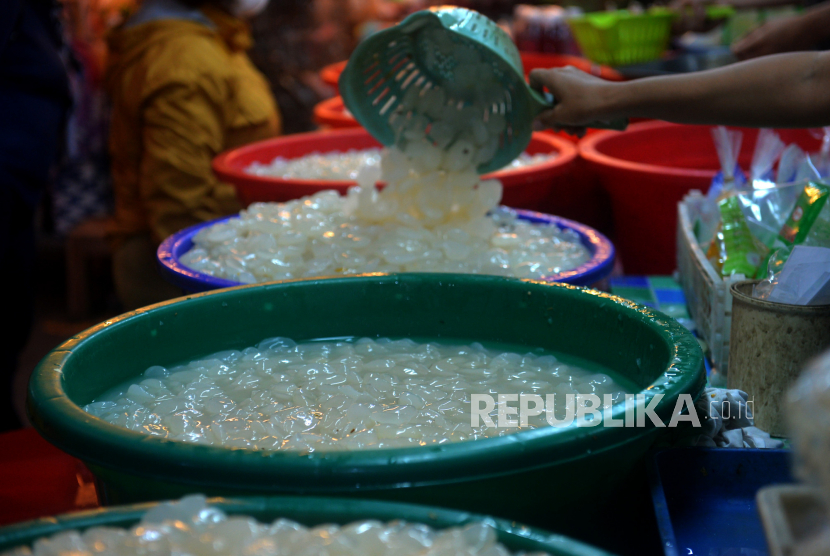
[106,5,280,246]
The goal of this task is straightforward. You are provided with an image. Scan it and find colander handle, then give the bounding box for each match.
[529,89,628,132]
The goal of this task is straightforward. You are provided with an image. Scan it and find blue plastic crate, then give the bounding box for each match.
[648,448,794,556]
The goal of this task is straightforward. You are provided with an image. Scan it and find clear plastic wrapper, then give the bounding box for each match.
[753,182,830,299]
[705,126,747,202]
[696,127,749,249]
[810,127,830,178]
[777,143,807,184]
[754,245,830,305]
[749,128,785,188]
[736,183,802,249]
[700,129,786,249]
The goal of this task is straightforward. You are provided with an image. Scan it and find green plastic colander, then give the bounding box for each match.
[339,6,627,174]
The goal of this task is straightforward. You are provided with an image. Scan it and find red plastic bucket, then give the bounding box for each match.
[579,121,823,275]
[519,52,624,82]
[320,60,347,94]
[313,96,359,129]
[213,128,578,212]
[320,53,623,94]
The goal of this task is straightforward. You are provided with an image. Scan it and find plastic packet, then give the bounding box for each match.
[803,190,830,247]
[811,126,830,177]
[696,127,744,247]
[778,182,830,246]
[777,143,807,184]
[755,182,830,282]
[736,183,802,248]
[794,154,826,184]
[791,128,830,184]
[749,128,785,188]
[706,127,747,201]
[754,245,830,304]
[706,193,768,277]
[693,196,720,247]
[752,248,784,300]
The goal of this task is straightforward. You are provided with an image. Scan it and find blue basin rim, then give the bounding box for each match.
[157,208,615,293]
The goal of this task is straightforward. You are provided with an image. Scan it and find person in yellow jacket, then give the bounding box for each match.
[106,0,281,310]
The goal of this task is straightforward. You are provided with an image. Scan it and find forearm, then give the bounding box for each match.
[600,51,830,127]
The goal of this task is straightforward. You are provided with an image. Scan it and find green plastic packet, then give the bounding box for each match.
[707,195,768,277]
[779,182,830,244]
[756,181,830,278]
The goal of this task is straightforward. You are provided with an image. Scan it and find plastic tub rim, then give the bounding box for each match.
[28,273,705,492]
[578,120,718,180]
[156,208,615,293]
[212,127,578,191]
[730,280,830,313]
[320,60,348,90]
[0,495,616,556]
[313,96,357,128]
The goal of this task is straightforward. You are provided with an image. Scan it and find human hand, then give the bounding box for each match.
[732,15,818,60]
[528,67,613,137]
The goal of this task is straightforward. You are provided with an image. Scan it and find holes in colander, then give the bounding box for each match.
[388,49,405,65]
[390,56,410,75]
[364,69,381,86]
[396,61,416,82]
[373,87,391,106]
[368,77,386,95]
[379,95,397,116]
[402,69,420,89]
[362,61,379,75]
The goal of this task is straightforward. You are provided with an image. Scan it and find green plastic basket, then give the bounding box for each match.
[339,6,625,174]
[340,6,545,174]
[568,9,678,67]
[0,496,618,556]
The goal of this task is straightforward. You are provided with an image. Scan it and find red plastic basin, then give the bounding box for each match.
[579,121,822,275]
[313,96,358,129]
[319,52,624,94]
[213,128,578,212]
[316,52,624,138]
[519,52,624,82]
[320,60,347,94]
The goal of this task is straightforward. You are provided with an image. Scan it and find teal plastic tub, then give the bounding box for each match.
[0,496,615,556]
[27,274,705,532]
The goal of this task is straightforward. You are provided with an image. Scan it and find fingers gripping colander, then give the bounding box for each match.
[339,6,626,174]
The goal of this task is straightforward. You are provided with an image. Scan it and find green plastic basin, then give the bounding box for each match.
[0,496,615,556]
[27,274,704,531]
